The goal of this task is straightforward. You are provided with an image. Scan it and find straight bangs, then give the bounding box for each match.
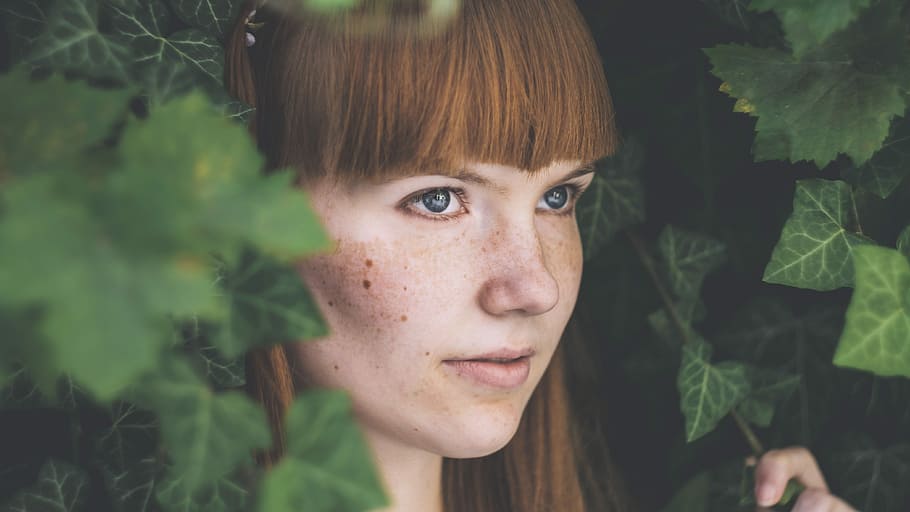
[248,0,618,184]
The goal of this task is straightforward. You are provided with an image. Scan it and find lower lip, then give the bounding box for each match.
[443,357,531,389]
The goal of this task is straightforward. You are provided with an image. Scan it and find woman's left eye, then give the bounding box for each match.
[537,184,581,214]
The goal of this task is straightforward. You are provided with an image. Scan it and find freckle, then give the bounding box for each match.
[425,351,429,356]
[363,279,371,289]
[413,427,419,432]
[401,315,408,322]
[333,365,339,370]
[403,286,408,291]
[365,259,373,267]
[328,300,334,307]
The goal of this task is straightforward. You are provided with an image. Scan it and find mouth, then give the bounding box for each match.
[442,350,534,389]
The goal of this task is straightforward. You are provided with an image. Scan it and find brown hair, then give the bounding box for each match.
[226,0,625,510]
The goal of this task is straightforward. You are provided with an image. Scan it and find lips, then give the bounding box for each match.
[443,349,535,389]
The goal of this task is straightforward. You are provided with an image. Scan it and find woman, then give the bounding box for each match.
[224,1,856,510]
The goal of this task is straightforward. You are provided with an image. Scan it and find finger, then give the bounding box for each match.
[754,447,829,507]
[791,488,857,512]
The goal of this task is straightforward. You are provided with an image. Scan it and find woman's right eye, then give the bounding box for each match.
[400,187,468,221]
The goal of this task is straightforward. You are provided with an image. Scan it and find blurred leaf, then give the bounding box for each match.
[736,367,800,427]
[125,354,271,494]
[833,246,910,378]
[577,141,646,260]
[214,249,327,359]
[763,179,871,291]
[155,464,259,512]
[677,338,751,442]
[750,0,870,57]
[842,116,910,199]
[0,0,54,65]
[1,459,89,511]
[658,225,726,299]
[0,68,135,176]
[705,3,907,169]
[257,390,388,512]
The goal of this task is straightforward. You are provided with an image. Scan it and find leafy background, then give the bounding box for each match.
[1,0,909,511]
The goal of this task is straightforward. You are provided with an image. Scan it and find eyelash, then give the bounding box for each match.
[399,183,587,222]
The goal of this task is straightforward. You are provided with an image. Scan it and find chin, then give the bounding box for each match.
[434,405,526,459]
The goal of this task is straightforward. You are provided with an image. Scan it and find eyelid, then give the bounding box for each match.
[398,187,469,222]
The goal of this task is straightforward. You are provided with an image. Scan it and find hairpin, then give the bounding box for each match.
[245,7,266,47]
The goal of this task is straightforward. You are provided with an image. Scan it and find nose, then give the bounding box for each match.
[477,218,560,316]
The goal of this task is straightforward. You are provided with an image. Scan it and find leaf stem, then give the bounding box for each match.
[850,189,864,236]
[626,229,765,457]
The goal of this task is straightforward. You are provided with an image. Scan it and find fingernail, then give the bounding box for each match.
[756,484,775,506]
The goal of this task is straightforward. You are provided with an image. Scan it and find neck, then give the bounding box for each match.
[364,428,444,512]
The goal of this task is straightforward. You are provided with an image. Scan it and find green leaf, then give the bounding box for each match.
[750,0,871,58]
[1,458,90,511]
[658,225,726,299]
[833,245,910,378]
[677,338,751,442]
[897,225,910,260]
[0,67,135,176]
[705,40,906,167]
[257,390,388,512]
[736,367,800,427]
[170,0,242,39]
[108,0,225,99]
[126,354,271,494]
[214,249,327,359]
[842,116,910,199]
[24,0,133,82]
[826,441,910,512]
[763,179,871,291]
[577,141,646,260]
[660,471,710,512]
[94,401,161,512]
[0,0,55,66]
[178,320,246,389]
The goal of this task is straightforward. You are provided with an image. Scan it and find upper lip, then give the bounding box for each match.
[444,348,536,361]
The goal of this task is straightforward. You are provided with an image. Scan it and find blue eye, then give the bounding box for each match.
[421,189,451,213]
[543,186,569,209]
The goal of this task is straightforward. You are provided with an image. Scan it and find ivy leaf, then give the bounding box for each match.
[257,390,389,512]
[658,225,726,299]
[178,319,246,389]
[842,116,910,199]
[677,337,751,442]
[108,0,225,96]
[124,354,271,495]
[577,141,645,260]
[833,245,910,379]
[0,0,54,67]
[826,440,910,512]
[94,401,161,512]
[736,367,800,427]
[705,34,906,167]
[214,249,327,359]
[897,225,910,260]
[23,0,132,82]
[170,0,242,40]
[763,179,871,291]
[0,67,135,176]
[750,0,870,58]
[1,458,89,511]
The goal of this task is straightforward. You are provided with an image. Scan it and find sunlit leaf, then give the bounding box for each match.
[763,179,871,290]
[833,246,910,378]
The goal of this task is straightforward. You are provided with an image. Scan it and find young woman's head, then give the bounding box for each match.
[226,0,621,510]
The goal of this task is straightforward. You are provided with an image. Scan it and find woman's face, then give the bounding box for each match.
[292,160,593,458]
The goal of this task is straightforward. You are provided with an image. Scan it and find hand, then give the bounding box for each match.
[751,446,856,511]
